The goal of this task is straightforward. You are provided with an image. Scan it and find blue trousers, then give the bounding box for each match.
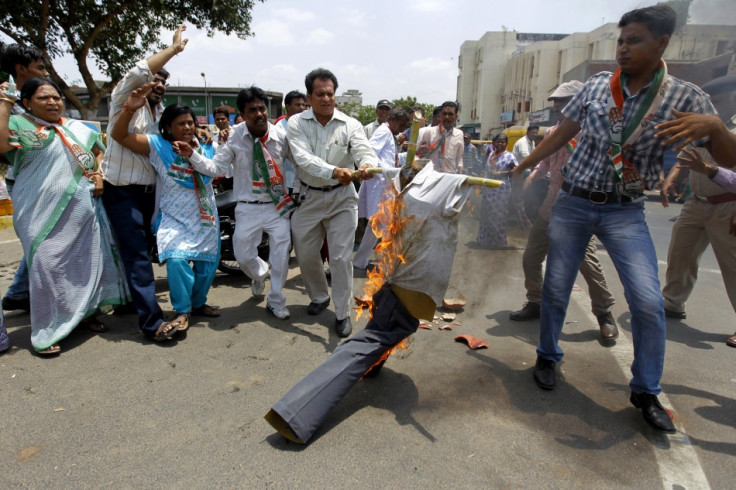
[102,182,163,334]
[4,258,29,301]
[166,258,218,314]
[538,191,666,394]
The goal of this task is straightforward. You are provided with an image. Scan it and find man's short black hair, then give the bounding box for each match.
[440,101,459,113]
[432,106,442,117]
[236,86,269,114]
[618,4,677,38]
[1,44,45,77]
[213,107,230,118]
[527,124,540,132]
[388,108,410,122]
[284,90,306,106]
[304,68,338,95]
[157,68,170,80]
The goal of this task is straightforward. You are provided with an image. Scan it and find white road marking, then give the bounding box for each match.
[572,290,711,489]
[0,238,20,245]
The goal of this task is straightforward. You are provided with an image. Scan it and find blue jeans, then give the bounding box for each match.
[102,182,164,334]
[5,258,29,301]
[538,191,666,394]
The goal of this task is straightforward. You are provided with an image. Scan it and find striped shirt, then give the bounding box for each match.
[288,108,376,188]
[101,60,163,186]
[562,71,716,192]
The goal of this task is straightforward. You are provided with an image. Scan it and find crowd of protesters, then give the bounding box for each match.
[1,4,735,440]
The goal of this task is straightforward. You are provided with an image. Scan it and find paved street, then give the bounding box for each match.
[0,192,734,488]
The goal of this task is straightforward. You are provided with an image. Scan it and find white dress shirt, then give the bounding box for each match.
[188,121,289,203]
[288,108,376,188]
[417,125,464,173]
[512,135,535,164]
[102,60,163,186]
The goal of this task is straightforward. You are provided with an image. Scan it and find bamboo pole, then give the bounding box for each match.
[353,167,504,188]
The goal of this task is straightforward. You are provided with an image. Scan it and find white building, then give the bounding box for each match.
[458,24,736,140]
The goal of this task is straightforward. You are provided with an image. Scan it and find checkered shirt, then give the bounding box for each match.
[561,71,716,191]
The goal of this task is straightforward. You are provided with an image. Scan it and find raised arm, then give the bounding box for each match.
[110,84,154,156]
[146,25,188,79]
[0,91,16,153]
[512,118,580,180]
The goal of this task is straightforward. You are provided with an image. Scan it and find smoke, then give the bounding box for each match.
[689,0,736,25]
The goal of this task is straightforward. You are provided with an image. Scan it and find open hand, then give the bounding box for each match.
[172,25,189,54]
[676,147,714,176]
[126,83,154,112]
[655,110,722,151]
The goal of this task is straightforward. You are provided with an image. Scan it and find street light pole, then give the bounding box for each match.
[201,72,208,125]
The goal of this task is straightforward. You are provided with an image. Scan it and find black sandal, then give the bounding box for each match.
[150,321,178,342]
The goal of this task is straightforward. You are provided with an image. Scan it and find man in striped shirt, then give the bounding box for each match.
[100,26,188,342]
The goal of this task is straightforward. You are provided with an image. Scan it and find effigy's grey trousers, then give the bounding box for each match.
[267,285,419,443]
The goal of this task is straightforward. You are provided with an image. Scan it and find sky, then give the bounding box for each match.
[32,0,736,106]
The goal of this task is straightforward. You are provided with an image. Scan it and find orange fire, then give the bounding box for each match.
[355,186,412,320]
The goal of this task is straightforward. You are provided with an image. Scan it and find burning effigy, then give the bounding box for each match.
[264,114,502,444]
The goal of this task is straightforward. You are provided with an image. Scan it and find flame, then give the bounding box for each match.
[355,186,412,321]
[360,336,411,380]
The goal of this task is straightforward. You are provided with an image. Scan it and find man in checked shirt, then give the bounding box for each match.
[512,5,724,434]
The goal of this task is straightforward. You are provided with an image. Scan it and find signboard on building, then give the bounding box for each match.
[529,109,551,124]
[500,110,514,124]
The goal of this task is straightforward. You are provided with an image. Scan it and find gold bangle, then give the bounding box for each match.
[0,96,16,105]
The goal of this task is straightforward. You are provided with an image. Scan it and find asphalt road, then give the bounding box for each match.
[0,192,734,489]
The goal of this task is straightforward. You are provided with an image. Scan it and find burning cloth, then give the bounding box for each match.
[265,161,471,443]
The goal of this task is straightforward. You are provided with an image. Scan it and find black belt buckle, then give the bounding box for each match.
[588,190,608,204]
[144,184,155,194]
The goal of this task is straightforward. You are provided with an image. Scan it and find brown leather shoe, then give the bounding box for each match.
[727,331,736,348]
[596,312,619,340]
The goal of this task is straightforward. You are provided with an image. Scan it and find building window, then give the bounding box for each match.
[524,101,531,112]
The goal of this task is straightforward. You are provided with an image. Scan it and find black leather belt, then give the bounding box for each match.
[240,200,271,204]
[693,193,736,205]
[120,183,156,193]
[562,181,632,204]
[306,184,342,192]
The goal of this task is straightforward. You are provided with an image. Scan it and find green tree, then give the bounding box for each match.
[0,0,264,118]
[337,101,377,126]
[391,96,434,122]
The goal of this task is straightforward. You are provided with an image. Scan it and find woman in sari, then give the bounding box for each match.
[0,78,129,355]
[111,83,219,334]
[476,133,518,249]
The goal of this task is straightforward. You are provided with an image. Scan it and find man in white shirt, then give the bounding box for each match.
[363,99,392,140]
[211,107,232,151]
[182,86,294,320]
[512,125,539,163]
[354,108,410,270]
[288,68,377,338]
[416,101,464,173]
[100,26,188,342]
[275,90,307,194]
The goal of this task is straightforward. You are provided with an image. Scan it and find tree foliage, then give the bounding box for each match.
[0,0,264,118]
[338,96,436,126]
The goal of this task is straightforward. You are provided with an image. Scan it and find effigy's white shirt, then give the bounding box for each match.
[383,163,471,304]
